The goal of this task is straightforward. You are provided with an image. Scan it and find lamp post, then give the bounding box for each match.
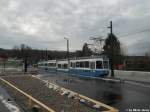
[64,37,70,82]
[64,37,70,67]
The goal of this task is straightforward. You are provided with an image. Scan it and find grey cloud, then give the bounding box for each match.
[0,0,150,55]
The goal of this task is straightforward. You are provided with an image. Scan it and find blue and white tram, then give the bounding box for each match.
[38,57,109,77]
[57,60,69,73]
[38,60,57,72]
[69,58,109,77]
[47,60,57,72]
[38,61,48,70]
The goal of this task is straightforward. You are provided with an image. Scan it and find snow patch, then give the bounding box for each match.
[0,95,21,112]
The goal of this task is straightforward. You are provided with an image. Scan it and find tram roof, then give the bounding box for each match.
[38,56,108,63]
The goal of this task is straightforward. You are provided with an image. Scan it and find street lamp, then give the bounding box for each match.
[64,37,70,82]
[64,37,69,67]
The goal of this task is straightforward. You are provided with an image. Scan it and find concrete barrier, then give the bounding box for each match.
[113,70,150,82]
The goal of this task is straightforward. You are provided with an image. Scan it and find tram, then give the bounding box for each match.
[38,57,110,77]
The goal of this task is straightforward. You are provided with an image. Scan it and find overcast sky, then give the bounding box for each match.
[0,0,150,55]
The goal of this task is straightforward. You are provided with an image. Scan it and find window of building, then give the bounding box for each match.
[96,61,102,69]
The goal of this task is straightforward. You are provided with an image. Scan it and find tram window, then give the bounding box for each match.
[49,63,52,66]
[45,63,47,66]
[103,61,109,69]
[76,62,80,67]
[51,63,54,67]
[85,61,89,68]
[71,62,75,68]
[58,64,61,68]
[90,62,95,69]
[71,63,75,68]
[71,62,73,67]
[52,63,55,67]
[62,64,64,69]
[64,64,68,69]
[96,61,102,69]
[80,62,84,68]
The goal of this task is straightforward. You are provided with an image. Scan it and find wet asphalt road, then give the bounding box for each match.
[38,71,150,111]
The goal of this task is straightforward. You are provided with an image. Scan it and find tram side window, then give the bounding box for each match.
[48,63,52,67]
[85,61,89,68]
[58,64,61,68]
[71,62,73,67]
[90,62,95,69]
[73,63,76,68]
[80,62,84,68]
[45,63,47,66]
[52,63,56,67]
[64,64,68,69]
[71,62,76,68]
[62,64,64,69]
[96,61,102,69]
[76,62,80,67]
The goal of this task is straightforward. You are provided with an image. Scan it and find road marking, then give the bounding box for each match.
[0,77,55,112]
